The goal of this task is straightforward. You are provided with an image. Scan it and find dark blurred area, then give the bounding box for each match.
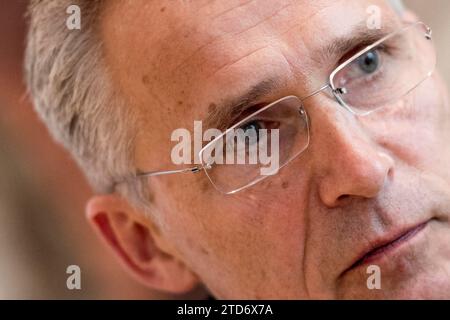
[0,0,448,299]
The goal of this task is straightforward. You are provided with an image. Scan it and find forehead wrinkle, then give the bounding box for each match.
[171,2,264,71]
[210,0,257,20]
[207,4,330,78]
[206,44,271,79]
[146,1,299,100]
[169,1,358,120]
[200,12,315,81]
[174,0,297,75]
[174,1,349,82]
[216,2,292,36]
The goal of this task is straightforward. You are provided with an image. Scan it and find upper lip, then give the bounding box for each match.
[342,219,430,275]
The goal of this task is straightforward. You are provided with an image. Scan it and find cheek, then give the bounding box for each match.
[406,78,449,170]
[369,77,447,171]
[161,174,311,297]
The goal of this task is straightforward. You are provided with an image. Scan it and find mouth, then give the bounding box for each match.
[344,219,431,273]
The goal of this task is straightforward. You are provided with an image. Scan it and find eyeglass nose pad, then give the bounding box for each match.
[333,87,348,95]
[298,108,306,117]
[425,27,432,40]
[204,163,213,170]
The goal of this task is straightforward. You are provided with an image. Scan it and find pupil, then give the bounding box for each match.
[241,121,261,142]
[243,122,260,133]
[358,51,379,74]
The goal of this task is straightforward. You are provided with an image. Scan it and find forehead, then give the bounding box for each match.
[101,0,397,163]
[102,0,395,96]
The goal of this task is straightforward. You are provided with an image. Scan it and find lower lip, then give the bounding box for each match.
[352,221,429,268]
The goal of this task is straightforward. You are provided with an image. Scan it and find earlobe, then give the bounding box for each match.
[86,195,200,293]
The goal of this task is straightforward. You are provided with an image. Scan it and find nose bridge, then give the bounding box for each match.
[312,106,375,169]
[305,97,394,207]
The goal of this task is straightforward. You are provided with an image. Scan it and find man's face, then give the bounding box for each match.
[101,0,450,298]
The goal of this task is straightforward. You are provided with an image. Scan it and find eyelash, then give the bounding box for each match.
[228,103,268,129]
[337,40,396,67]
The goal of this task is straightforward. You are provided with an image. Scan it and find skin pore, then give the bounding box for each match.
[87,0,450,299]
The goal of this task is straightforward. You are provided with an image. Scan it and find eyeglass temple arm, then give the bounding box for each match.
[136,166,204,179]
[110,166,203,192]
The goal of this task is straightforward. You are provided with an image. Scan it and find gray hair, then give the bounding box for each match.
[25,0,405,198]
[25,0,137,195]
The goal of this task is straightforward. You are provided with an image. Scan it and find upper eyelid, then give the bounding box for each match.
[217,102,272,130]
[234,103,270,123]
[321,23,396,64]
[342,43,398,73]
[336,38,387,66]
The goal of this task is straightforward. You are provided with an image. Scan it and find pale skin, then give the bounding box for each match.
[87,0,450,299]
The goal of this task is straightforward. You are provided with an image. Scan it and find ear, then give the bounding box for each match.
[86,194,199,293]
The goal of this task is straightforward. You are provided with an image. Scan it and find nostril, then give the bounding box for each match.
[337,194,350,203]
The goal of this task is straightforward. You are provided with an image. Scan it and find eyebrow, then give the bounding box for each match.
[204,77,283,130]
[318,22,397,63]
[203,20,398,131]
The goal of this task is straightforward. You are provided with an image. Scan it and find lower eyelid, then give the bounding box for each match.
[343,64,386,89]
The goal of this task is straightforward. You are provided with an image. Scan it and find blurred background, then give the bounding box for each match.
[0,0,448,299]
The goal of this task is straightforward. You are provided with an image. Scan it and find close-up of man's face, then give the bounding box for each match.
[24,0,450,300]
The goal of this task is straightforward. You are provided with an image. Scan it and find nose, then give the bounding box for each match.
[308,104,395,208]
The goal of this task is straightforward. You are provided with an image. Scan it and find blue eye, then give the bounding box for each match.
[357,50,380,74]
[241,121,262,134]
[238,121,263,144]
